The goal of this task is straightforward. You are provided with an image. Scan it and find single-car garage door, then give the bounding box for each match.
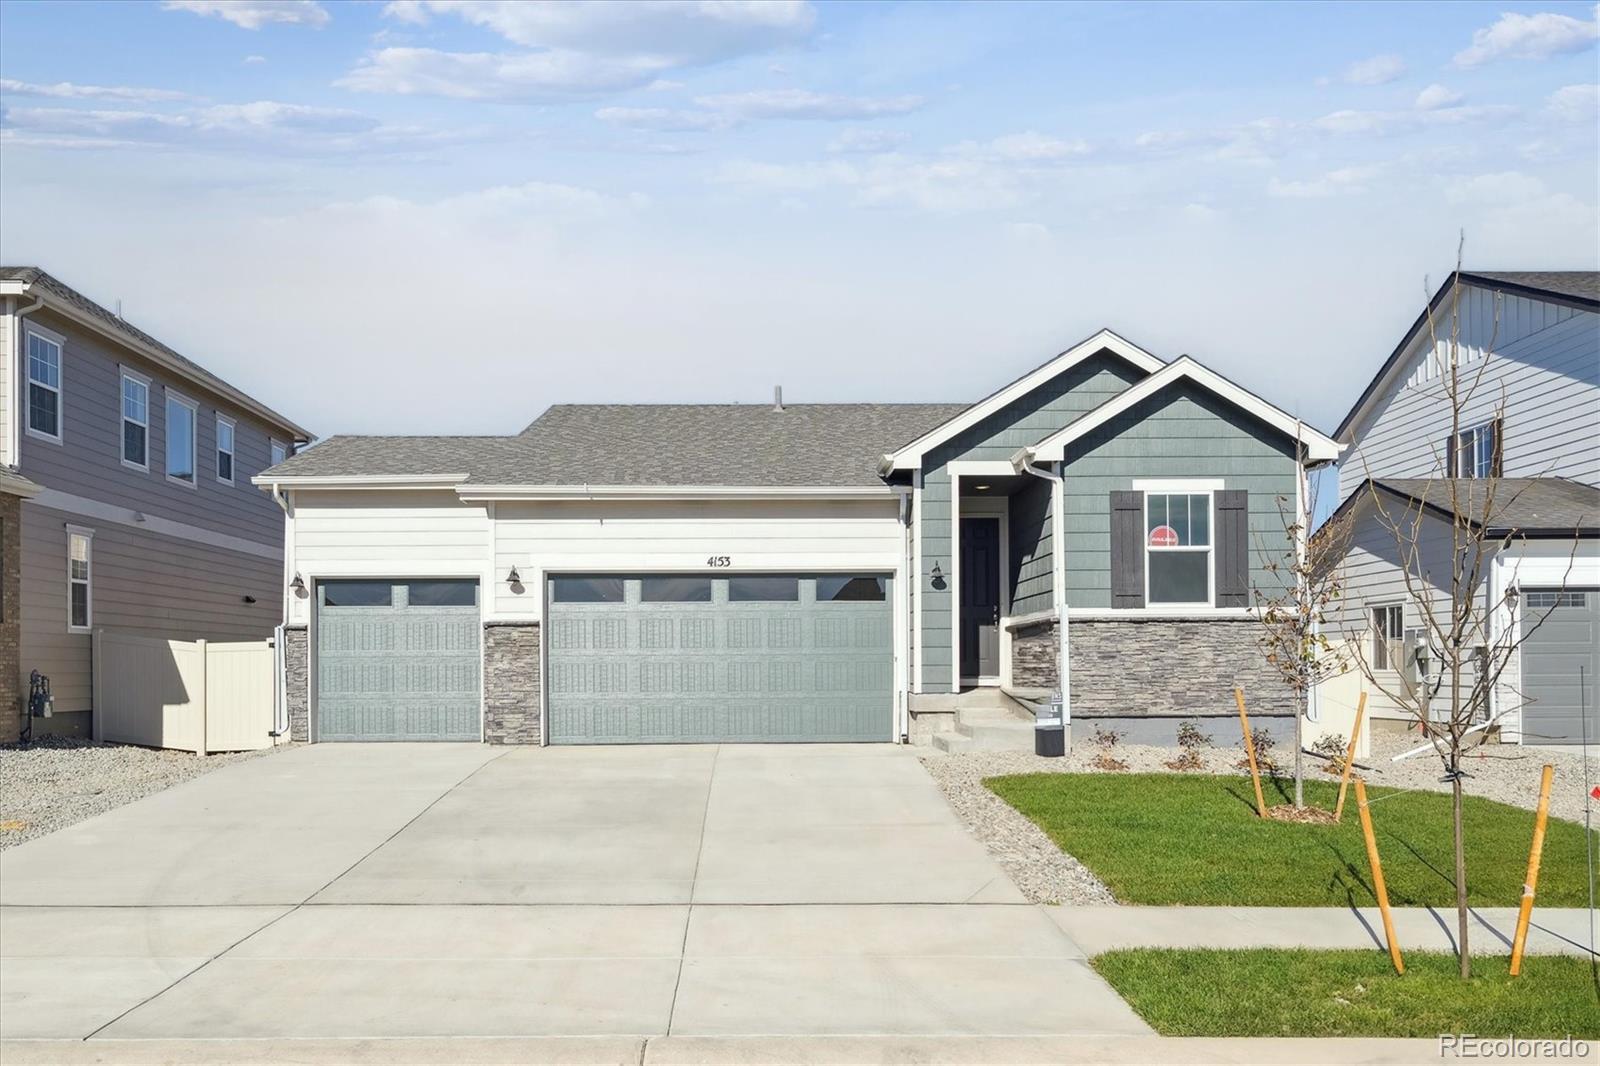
[316,579,481,741]
[1520,588,1600,746]
[547,573,893,744]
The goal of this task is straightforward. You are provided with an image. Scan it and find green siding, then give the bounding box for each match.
[1009,475,1054,617]
[1059,382,1299,608]
[918,352,1146,690]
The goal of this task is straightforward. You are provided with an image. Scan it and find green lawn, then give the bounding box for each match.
[985,772,1596,906]
[1093,949,1600,1037]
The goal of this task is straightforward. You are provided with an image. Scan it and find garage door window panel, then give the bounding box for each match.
[816,575,887,602]
[728,576,800,602]
[642,577,712,602]
[552,577,625,603]
[406,580,477,607]
[321,581,394,607]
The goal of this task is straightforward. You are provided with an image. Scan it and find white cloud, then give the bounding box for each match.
[161,0,329,30]
[827,128,908,154]
[1414,84,1463,110]
[0,99,450,155]
[244,55,268,65]
[1445,170,1550,203]
[961,131,1091,162]
[0,78,192,102]
[595,106,732,132]
[716,151,1041,214]
[1343,53,1406,85]
[339,47,668,99]
[359,1,815,99]
[1267,164,1383,199]
[1548,83,1600,122]
[1312,103,1514,136]
[1454,7,1599,67]
[694,89,923,120]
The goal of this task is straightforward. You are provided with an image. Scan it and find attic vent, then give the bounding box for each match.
[773,386,783,412]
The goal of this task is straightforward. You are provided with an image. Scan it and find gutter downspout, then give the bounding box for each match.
[896,486,913,743]
[1018,449,1069,729]
[267,481,293,739]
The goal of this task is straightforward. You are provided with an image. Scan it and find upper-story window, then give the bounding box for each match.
[216,415,235,484]
[26,327,63,442]
[1447,419,1501,479]
[270,439,288,467]
[121,369,150,470]
[165,391,197,486]
[1145,492,1212,605]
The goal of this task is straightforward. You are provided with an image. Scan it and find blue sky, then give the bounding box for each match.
[1,1,1596,448]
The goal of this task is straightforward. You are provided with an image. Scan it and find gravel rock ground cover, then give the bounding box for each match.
[919,726,1597,905]
[0,736,286,850]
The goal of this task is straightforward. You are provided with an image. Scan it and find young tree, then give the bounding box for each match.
[1253,448,1355,809]
[1345,258,1579,979]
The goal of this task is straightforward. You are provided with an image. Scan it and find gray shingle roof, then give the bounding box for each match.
[263,403,968,487]
[1461,271,1599,306]
[1,266,311,439]
[1372,477,1599,535]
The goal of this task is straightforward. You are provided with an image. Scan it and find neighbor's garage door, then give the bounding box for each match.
[1520,588,1600,746]
[546,574,893,744]
[315,579,481,742]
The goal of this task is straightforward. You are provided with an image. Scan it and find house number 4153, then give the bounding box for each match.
[706,555,732,568]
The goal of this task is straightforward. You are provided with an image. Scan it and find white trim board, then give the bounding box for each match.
[880,328,1165,473]
[26,487,282,561]
[1025,356,1343,463]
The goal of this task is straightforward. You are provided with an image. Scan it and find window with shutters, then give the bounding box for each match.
[1144,492,1213,605]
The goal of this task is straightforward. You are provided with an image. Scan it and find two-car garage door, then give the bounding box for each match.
[314,572,895,744]
[546,573,894,744]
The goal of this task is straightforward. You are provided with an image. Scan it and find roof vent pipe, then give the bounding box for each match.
[773,386,783,412]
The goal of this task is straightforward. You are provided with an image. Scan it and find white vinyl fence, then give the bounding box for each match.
[1308,637,1372,760]
[92,629,278,754]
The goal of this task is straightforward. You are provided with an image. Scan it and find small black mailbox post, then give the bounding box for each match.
[1034,692,1065,757]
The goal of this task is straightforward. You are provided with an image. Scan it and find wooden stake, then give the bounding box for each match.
[1334,692,1368,823]
[1509,764,1555,977]
[1355,778,1404,975]
[1235,686,1267,818]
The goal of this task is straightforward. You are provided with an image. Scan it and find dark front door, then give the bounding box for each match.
[959,516,1001,680]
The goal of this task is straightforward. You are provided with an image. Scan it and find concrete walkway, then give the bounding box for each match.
[0,743,1148,1044]
[1048,904,1600,958]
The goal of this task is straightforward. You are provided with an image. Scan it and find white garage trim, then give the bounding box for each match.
[1493,542,1600,744]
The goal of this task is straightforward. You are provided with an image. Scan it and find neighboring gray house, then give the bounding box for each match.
[1325,271,1600,747]
[256,329,1338,749]
[0,268,312,738]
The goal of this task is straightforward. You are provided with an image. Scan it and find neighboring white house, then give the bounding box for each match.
[255,329,1339,748]
[1322,271,1600,748]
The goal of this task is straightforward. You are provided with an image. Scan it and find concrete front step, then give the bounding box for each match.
[934,716,1037,753]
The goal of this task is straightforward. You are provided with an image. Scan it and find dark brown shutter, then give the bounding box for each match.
[1215,489,1249,607]
[1109,491,1144,608]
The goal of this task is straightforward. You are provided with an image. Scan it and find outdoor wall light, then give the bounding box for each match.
[507,565,522,586]
[930,562,943,581]
[289,573,306,595]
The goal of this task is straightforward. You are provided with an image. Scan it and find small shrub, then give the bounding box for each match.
[1090,725,1128,772]
[1237,726,1278,773]
[1310,732,1350,777]
[1165,718,1212,771]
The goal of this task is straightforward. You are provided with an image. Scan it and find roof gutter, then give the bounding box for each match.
[10,279,314,442]
[1016,446,1070,724]
[455,484,901,502]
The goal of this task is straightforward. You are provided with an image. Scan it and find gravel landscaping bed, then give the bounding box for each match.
[920,725,1597,905]
[0,737,287,850]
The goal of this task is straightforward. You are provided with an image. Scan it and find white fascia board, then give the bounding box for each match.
[19,282,314,442]
[879,328,1165,473]
[456,484,898,502]
[250,473,469,490]
[1026,356,1344,463]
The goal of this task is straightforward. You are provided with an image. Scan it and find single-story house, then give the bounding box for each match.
[254,329,1340,746]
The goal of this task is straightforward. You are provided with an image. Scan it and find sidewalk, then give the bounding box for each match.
[1047,905,1600,958]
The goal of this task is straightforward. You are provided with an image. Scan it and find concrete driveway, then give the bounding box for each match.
[0,743,1148,1044]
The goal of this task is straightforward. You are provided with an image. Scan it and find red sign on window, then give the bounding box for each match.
[1148,525,1179,548]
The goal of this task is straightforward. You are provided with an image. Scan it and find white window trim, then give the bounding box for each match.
[1370,602,1405,673]
[66,525,93,634]
[165,389,199,489]
[1142,488,1215,608]
[215,413,236,485]
[119,366,151,472]
[24,323,65,445]
[1452,420,1498,479]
